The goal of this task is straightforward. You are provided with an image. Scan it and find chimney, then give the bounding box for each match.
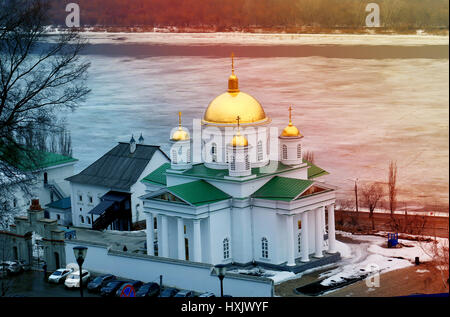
[29,199,43,211]
[130,135,136,154]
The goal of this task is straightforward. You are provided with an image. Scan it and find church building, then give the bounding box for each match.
[140,55,338,269]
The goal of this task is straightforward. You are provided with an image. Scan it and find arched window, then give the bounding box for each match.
[223,238,230,259]
[172,149,178,164]
[257,140,263,161]
[87,217,91,225]
[186,148,191,163]
[245,154,250,170]
[298,232,302,253]
[282,144,288,160]
[80,215,84,224]
[231,153,236,171]
[211,143,217,162]
[261,237,268,258]
[297,144,302,159]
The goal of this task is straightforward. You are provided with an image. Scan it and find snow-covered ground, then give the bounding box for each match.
[319,232,448,288]
[233,231,448,289]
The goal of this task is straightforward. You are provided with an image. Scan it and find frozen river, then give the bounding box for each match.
[62,33,449,211]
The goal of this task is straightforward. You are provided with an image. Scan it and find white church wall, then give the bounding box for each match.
[131,150,169,224]
[167,216,178,259]
[70,182,109,228]
[65,241,273,297]
[208,208,231,265]
[252,206,282,265]
[230,202,253,264]
[200,218,209,263]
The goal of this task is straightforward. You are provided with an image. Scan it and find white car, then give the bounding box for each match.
[48,268,73,284]
[64,270,91,289]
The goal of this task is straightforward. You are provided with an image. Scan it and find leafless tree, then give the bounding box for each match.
[360,182,384,230]
[0,0,90,181]
[0,0,89,222]
[304,150,315,163]
[388,160,398,217]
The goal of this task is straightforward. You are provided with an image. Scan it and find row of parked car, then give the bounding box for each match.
[0,261,25,278]
[47,268,216,297]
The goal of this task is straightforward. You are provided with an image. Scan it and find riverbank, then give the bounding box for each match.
[52,26,450,36]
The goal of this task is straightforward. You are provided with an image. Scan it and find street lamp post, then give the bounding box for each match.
[213,264,227,297]
[73,246,88,297]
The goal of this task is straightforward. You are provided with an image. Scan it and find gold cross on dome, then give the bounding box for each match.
[288,106,293,124]
[236,115,241,131]
[178,111,182,128]
[231,52,235,74]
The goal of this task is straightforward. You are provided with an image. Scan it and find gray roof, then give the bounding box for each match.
[66,143,167,190]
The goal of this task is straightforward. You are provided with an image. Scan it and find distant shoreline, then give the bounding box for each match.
[50,25,450,36]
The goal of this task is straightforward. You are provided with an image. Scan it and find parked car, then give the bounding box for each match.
[159,287,179,297]
[87,274,116,293]
[64,270,91,289]
[135,282,160,297]
[0,261,23,275]
[174,290,195,297]
[198,292,216,297]
[100,280,129,297]
[115,280,143,297]
[48,268,74,284]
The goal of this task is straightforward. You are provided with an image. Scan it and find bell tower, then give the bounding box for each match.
[227,116,252,177]
[170,112,192,170]
[279,106,303,166]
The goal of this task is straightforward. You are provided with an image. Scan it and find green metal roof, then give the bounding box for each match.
[167,180,231,206]
[142,163,171,186]
[179,160,305,182]
[1,147,78,172]
[305,160,329,179]
[46,197,71,210]
[252,176,314,201]
[141,159,328,188]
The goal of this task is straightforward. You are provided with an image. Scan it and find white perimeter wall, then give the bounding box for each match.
[65,241,273,297]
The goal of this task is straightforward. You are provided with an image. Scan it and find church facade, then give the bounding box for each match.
[140,56,338,268]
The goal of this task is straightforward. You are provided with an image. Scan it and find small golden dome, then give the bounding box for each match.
[281,123,301,137]
[203,53,269,125]
[171,111,190,141]
[280,106,302,137]
[171,127,190,141]
[231,132,248,147]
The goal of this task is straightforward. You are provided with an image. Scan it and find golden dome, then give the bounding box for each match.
[204,91,268,124]
[171,127,190,141]
[231,132,248,147]
[280,106,302,137]
[171,111,190,141]
[202,53,269,125]
[281,123,301,137]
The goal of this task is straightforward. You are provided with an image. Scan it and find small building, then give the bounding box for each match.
[0,148,77,220]
[66,138,169,231]
[45,197,72,226]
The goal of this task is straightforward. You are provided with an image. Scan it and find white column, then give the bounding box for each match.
[286,215,296,266]
[177,217,185,260]
[300,211,309,262]
[161,215,169,257]
[327,204,337,253]
[322,207,326,234]
[146,213,155,256]
[193,219,202,262]
[314,207,323,258]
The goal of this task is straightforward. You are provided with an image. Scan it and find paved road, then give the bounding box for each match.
[2,271,101,297]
